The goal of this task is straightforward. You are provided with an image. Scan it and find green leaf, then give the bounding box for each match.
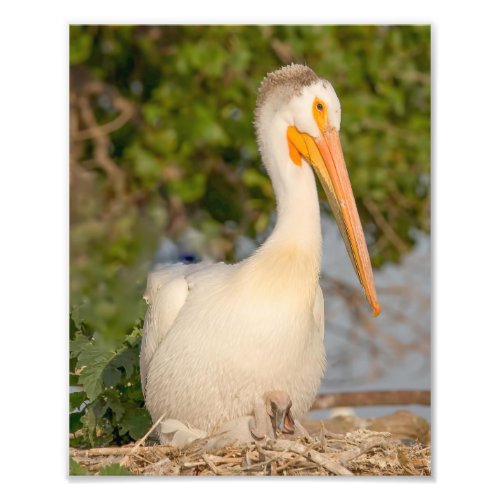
[242,168,273,196]
[120,408,151,440]
[70,412,83,434]
[76,344,115,401]
[169,173,206,203]
[70,391,87,412]
[69,457,89,476]
[83,398,108,436]
[69,27,93,65]
[99,464,133,476]
[107,393,125,420]
[126,144,164,186]
[70,305,90,332]
[102,365,122,387]
[70,334,91,359]
[112,346,137,378]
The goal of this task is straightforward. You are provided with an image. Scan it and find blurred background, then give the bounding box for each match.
[70,25,430,447]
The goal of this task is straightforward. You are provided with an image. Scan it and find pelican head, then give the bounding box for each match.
[264,390,295,434]
[255,64,381,316]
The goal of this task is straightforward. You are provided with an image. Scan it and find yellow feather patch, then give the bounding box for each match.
[312,97,329,133]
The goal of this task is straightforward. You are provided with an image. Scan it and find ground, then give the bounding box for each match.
[70,410,431,476]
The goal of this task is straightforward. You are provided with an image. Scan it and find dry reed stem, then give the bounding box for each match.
[272,439,353,475]
[119,412,166,467]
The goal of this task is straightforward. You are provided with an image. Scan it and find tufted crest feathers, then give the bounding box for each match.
[255,64,319,119]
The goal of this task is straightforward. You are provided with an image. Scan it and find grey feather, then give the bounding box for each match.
[254,63,319,123]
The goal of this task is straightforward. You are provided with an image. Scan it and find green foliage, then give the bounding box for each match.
[70,454,133,476]
[69,457,89,475]
[69,319,151,448]
[99,464,133,476]
[70,25,430,448]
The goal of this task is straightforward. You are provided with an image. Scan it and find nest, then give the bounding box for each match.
[70,413,431,476]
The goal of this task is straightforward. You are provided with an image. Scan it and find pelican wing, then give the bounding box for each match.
[141,264,186,395]
[140,261,213,395]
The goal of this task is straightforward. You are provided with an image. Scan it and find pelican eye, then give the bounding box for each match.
[312,99,328,132]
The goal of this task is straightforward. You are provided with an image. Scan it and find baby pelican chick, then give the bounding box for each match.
[263,390,309,438]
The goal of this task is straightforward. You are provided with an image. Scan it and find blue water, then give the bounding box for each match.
[319,219,430,421]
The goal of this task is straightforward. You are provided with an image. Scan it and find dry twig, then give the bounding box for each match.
[119,412,166,466]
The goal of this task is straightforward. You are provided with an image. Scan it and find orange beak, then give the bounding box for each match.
[287,126,381,317]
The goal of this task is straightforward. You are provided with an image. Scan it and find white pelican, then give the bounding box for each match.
[141,64,380,442]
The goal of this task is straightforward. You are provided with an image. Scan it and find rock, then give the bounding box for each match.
[303,414,365,435]
[367,410,430,444]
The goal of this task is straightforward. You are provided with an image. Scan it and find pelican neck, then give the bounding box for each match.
[259,157,323,278]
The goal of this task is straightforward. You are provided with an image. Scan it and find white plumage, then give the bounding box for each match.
[142,254,325,436]
[140,64,380,442]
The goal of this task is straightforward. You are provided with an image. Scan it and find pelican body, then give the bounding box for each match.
[141,64,380,437]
